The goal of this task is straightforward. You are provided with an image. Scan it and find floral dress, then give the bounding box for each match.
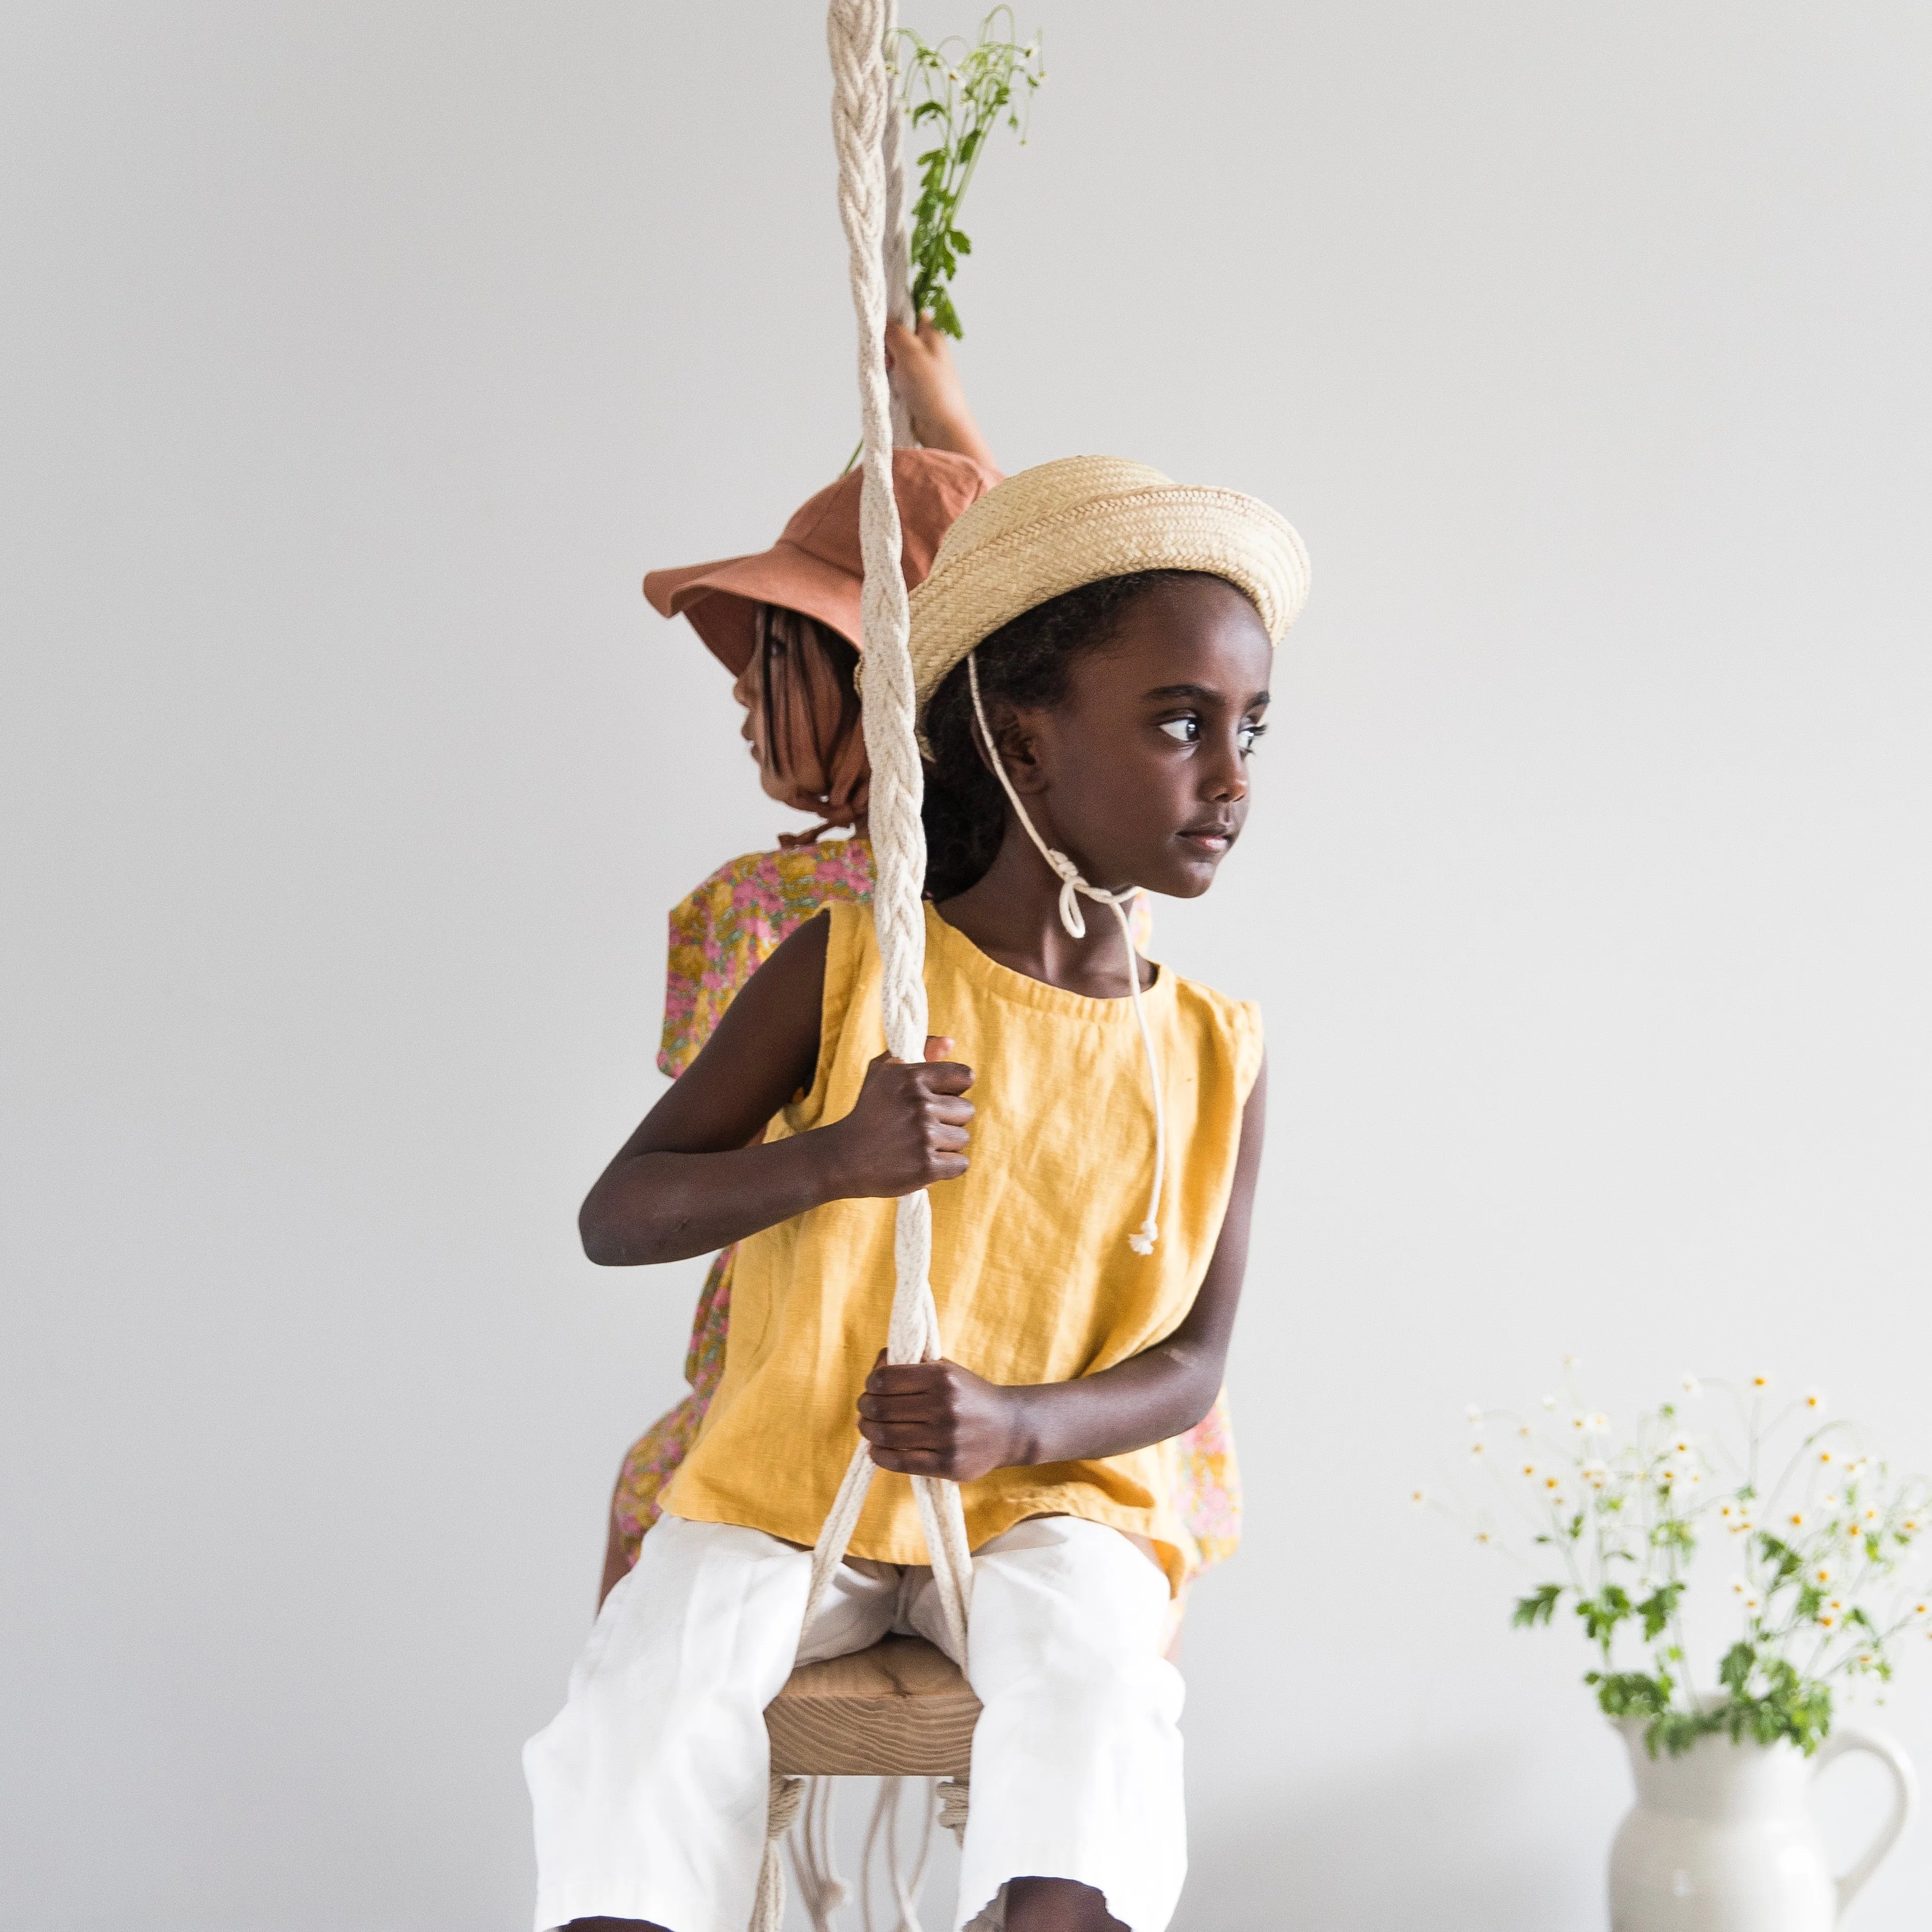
[609,836,1243,1582]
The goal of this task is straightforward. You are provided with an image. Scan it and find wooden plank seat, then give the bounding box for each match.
[766,1633,979,1778]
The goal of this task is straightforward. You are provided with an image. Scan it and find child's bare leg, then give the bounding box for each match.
[1003,1877,1128,1931]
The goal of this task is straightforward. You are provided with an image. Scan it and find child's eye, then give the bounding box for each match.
[1239,720,1269,753]
[1158,717,1200,743]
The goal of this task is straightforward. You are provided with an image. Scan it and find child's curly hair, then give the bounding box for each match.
[920,570,1204,900]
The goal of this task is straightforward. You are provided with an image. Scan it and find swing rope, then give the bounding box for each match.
[812,0,976,1662]
[752,7,977,1926]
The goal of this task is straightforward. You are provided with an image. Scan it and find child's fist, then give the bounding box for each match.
[824,1041,972,1198]
[856,1355,1022,1481]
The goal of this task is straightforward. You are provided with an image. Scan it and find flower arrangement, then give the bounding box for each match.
[1419,1363,1931,1758]
[891,9,1045,340]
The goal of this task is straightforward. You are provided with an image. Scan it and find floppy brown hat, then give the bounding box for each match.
[643,448,1002,677]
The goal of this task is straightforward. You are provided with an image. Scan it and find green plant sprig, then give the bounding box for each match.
[1418,1364,1932,1759]
[892,9,1044,340]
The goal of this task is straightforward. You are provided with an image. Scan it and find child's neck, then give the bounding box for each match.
[934,822,1155,999]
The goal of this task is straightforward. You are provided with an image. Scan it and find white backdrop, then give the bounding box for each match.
[4,5,1929,1928]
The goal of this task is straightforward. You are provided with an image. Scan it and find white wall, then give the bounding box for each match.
[4,5,1929,1927]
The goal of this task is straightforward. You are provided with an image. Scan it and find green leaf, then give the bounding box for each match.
[1512,1583,1563,1629]
[1637,1582,1684,1642]
[1575,1584,1633,1646]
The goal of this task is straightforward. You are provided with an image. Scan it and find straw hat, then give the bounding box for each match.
[644,449,1001,677]
[907,455,1310,721]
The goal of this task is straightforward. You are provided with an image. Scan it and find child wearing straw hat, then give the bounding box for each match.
[601,335,1244,1620]
[531,457,1308,1932]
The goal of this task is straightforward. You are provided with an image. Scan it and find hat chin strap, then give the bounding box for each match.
[966,651,1167,1256]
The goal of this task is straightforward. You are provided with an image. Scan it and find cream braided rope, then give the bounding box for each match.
[813,0,975,1668]
[752,16,975,1925]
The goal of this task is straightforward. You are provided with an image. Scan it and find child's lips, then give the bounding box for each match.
[1178,824,1234,854]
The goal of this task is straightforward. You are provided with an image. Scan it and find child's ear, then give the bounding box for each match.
[970,705,1049,794]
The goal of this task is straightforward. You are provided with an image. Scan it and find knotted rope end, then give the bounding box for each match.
[1128,1219,1160,1256]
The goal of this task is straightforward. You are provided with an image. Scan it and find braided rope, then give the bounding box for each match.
[749,25,978,1925]
[814,0,975,1666]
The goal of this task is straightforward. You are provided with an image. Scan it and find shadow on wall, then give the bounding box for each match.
[1177,1740,1602,1931]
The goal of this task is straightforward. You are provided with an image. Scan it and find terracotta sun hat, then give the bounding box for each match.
[644,448,1002,677]
[907,455,1311,722]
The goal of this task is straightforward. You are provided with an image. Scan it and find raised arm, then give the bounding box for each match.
[855,1056,1268,1475]
[578,913,975,1266]
[885,316,998,472]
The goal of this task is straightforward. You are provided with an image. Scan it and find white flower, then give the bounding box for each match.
[1817,1609,1840,1629]
[1811,1563,1836,1587]
[1541,1473,1566,1496]
[1518,1461,1539,1480]
[1469,1439,1488,1458]
[1580,1460,1610,1489]
[1473,1528,1496,1547]
[1466,1403,1484,1425]
[1541,1394,1558,1411]
[1818,1448,1836,1467]
[1751,1372,1774,1390]
[1804,1389,1826,1411]
[1902,1516,1923,1535]
[1562,1353,1580,1368]
[1410,1487,1429,1506]
[1517,1423,1533,1440]
[1682,1372,1703,1397]
[1910,1600,1931,1621]
[1787,1509,1808,1531]
[1672,1437,1694,1456]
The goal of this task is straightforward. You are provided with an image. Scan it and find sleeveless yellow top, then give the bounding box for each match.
[663,900,1263,1593]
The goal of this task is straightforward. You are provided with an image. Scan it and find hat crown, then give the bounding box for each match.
[927,456,1175,571]
[906,455,1311,730]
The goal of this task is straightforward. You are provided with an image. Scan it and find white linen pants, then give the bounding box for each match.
[525,1512,1186,1932]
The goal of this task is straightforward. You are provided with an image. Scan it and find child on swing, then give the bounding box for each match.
[608,328,1241,1615]
[528,457,1308,1932]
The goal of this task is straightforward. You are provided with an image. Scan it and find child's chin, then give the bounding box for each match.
[1156,857,1222,900]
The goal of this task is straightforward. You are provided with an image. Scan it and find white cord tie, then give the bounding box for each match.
[966,652,1168,1255]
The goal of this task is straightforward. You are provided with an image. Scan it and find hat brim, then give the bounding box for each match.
[643,543,864,678]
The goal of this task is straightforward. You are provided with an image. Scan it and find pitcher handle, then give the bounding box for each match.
[1812,1724,1918,1920]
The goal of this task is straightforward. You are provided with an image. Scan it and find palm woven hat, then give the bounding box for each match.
[907,455,1311,722]
[644,448,1001,677]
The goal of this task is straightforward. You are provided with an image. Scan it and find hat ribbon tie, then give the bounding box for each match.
[966,652,1167,1256]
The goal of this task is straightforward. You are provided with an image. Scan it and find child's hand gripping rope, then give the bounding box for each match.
[821,1034,975,1197]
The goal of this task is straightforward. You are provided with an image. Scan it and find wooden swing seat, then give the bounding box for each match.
[765,1633,978,1777]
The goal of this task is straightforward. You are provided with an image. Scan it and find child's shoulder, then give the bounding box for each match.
[1163,966,1265,1095]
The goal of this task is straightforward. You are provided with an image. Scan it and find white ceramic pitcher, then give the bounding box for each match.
[1608,1719,1918,1930]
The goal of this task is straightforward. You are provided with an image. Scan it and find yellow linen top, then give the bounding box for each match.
[663,900,1263,1594]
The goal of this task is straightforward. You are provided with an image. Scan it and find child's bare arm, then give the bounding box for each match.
[578,915,975,1266]
[856,1057,1267,1478]
[885,317,998,471]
